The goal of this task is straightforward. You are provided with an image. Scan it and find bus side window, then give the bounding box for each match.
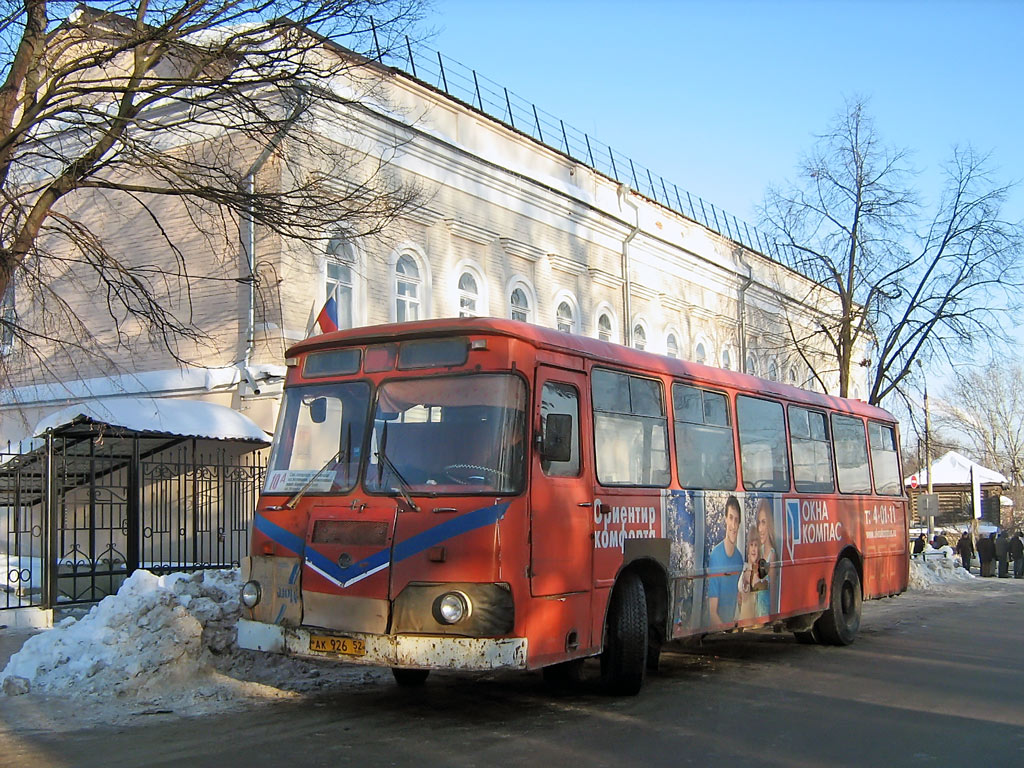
[869,422,902,495]
[832,415,872,494]
[540,381,581,477]
[736,395,790,492]
[592,369,670,486]
[789,406,835,493]
[672,384,736,489]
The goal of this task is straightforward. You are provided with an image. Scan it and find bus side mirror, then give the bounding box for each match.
[541,414,572,463]
[309,398,327,424]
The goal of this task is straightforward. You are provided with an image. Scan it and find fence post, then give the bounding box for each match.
[43,430,58,609]
[126,436,141,574]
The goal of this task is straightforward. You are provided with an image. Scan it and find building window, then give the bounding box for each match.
[510,287,530,322]
[1,281,14,354]
[326,237,356,330]
[721,347,731,370]
[556,301,574,333]
[768,360,779,381]
[597,313,613,342]
[632,323,647,351]
[666,333,679,359]
[745,355,757,376]
[695,342,707,365]
[395,252,421,323]
[458,271,479,317]
[789,366,799,386]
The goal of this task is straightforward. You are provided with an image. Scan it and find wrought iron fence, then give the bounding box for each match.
[369,29,786,263]
[1,435,265,610]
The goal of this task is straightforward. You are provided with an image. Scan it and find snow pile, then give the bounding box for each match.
[1,569,243,700]
[908,549,975,591]
[0,567,385,719]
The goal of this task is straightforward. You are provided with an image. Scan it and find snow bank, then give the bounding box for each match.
[0,567,384,718]
[1,569,243,700]
[908,548,975,591]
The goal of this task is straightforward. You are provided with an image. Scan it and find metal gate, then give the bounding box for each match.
[1,426,266,610]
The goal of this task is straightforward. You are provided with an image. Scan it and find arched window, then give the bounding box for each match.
[695,342,707,365]
[458,271,479,317]
[666,333,679,359]
[746,355,757,376]
[326,236,356,330]
[556,301,574,333]
[721,347,731,370]
[789,366,799,385]
[395,253,421,322]
[510,287,530,322]
[597,312,613,342]
[768,359,779,381]
[633,323,647,351]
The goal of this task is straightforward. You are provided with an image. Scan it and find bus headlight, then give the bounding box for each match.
[241,580,262,608]
[434,591,471,624]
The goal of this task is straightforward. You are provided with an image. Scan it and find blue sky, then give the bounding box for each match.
[422,0,1023,232]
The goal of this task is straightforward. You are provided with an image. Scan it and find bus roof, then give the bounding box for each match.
[287,318,896,422]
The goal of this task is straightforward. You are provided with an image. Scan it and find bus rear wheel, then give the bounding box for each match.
[392,668,430,687]
[600,571,648,695]
[815,558,862,646]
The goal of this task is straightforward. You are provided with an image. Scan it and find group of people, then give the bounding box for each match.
[928,530,1024,578]
[970,530,1024,578]
[913,529,1024,578]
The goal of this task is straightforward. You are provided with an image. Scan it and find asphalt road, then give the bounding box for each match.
[2,578,1023,768]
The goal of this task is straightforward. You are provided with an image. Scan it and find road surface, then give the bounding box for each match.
[2,577,1023,767]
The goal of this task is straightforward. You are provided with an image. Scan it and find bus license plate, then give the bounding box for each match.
[309,634,366,656]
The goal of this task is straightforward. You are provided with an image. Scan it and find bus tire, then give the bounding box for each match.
[815,559,862,646]
[600,571,648,695]
[392,668,430,687]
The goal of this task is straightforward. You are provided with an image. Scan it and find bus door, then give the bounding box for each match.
[530,367,594,597]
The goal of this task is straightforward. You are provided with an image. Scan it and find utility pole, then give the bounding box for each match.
[918,360,933,535]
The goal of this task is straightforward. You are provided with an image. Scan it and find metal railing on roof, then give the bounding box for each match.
[369,29,786,264]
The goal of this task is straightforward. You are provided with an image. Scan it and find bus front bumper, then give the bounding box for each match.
[237,619,529,671]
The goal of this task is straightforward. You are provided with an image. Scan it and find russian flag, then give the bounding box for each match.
[316,295,339,334]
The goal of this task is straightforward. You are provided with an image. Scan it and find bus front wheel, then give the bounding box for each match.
[815,559,862,646]
[600,571,648,695]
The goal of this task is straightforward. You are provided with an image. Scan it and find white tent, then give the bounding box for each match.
[905,450,1007,487]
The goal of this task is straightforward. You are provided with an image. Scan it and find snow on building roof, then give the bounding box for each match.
[905,450,1007,487]
[30,397,270,443]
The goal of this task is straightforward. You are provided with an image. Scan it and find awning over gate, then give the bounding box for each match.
[1,397,270,504]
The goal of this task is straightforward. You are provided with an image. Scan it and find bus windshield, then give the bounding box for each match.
[366,373,527,495]
[264,381,370,495]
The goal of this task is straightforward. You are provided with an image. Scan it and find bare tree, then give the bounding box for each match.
[0,0,425,385]
[937,358,1024,529]
[760,98,1023,406]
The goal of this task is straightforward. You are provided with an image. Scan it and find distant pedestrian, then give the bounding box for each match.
[995,531,1011,578]
[979,533,996,577]
[913,533,927,556]
[932,532,949,549]
[1011,532,1024,579]
[956,532,975,573]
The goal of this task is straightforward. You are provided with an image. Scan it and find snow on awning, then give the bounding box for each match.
[31,397,270,443]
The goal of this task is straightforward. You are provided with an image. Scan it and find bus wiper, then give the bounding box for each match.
[273,425,352,511]
[375,421,419,512]
[375,450,420,512]
[265,447,344,511]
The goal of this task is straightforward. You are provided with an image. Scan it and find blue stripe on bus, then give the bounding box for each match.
[254,502,511,587]
[253,514,307,557]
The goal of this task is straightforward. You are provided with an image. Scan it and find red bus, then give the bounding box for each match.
[237,318,908,694]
